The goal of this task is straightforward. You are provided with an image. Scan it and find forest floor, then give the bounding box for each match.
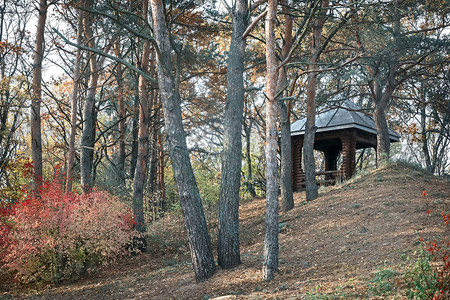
[1,163,449,299]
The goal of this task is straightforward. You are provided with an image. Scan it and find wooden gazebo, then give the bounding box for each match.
[291,101,400,191]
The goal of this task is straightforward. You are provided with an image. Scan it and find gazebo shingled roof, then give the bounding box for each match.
[290,100,400,142]
[290,101,400,191]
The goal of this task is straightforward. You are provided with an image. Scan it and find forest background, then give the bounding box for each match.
[0,0,449,285]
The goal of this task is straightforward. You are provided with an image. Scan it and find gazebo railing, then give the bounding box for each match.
[293,170,345,191]
[315,170,345,185]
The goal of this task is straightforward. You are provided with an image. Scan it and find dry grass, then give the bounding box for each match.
[1,163,449,299]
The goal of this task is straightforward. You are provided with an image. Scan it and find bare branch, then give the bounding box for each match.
[277,0,321,70]
[53,27,158,84]
[171,0,196,23]
[79,7,157,46]
[287,55,360,75]
[242,9,267,39]
[220,0,232,14]
[250,0,268,11]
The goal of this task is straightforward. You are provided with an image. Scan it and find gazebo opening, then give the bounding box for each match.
[291,101,400,192]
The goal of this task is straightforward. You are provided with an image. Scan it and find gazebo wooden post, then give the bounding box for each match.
[340,131,356,178]
[324,147,339,179]
[291,137,304,191]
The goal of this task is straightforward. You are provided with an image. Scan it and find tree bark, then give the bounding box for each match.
[373,61,397,165]
[366,66,395,167]
[148,126,158,194]
[157,130,165,207]
[132,46,150,233]
[129,83,140,180]
[420,102,433,172]
[303,0,328,202]
[217,0,247,270]
[375,11,401,164]
[150,0,215,282]
[263,0,279,282]
[373,103,391,164]
[0,64,7,149]
[279,0,294,212]
[132,0,152,235]
[80,0,98,194]
[354,11,400,166]
[243,119,256,197]
[147,90,159,196]
[31,0,47,191]
[114,40,126,185]
[279,99,293,210]
[66,10,83,193]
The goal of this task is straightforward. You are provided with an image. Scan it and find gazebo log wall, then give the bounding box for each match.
[340,131,356,179]
[292,137,304,191]
[291,129,373,192]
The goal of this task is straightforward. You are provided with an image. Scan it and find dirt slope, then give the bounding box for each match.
[1,163,449,299]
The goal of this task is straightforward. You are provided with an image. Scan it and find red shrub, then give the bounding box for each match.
[420,210,450,300]
[0,201,14,250]
[1,178,138,284]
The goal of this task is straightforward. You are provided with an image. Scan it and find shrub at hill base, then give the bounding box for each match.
[0,201,14,251]
[1,177,138,284]
[404,209,450,300]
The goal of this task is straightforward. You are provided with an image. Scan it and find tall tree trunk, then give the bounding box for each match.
[420,101,432,172]
[132,0,152,235]
[303,0,328,202]
[31,0,47,191]
[148,126,158,194]
[217,0,247,270]
[243,119,256,197]
[0,63,6,147]
[80,0,98,194]
[279,0,294,212]
[158,130,165,206]
[115,41,126,185]
[129,83,139,180]
[279,99,293,210]
[365,14,400,166]
[150,0,215,282]
[373,103,391,164]
[263,0,279,282]
[147,88,159,196]
[66,10,83,193]
[372,66,396,165]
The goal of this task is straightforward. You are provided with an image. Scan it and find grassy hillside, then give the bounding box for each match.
[1,163,449,299]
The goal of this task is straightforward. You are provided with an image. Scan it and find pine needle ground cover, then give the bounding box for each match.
[1,163,449,299]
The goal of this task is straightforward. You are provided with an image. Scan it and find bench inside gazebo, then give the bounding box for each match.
[291,101,400,192]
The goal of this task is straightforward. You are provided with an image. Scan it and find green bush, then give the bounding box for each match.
[403,248,438,299]
[368,268,399,296]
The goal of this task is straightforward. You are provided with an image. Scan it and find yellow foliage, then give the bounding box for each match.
[0,157,32,201]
